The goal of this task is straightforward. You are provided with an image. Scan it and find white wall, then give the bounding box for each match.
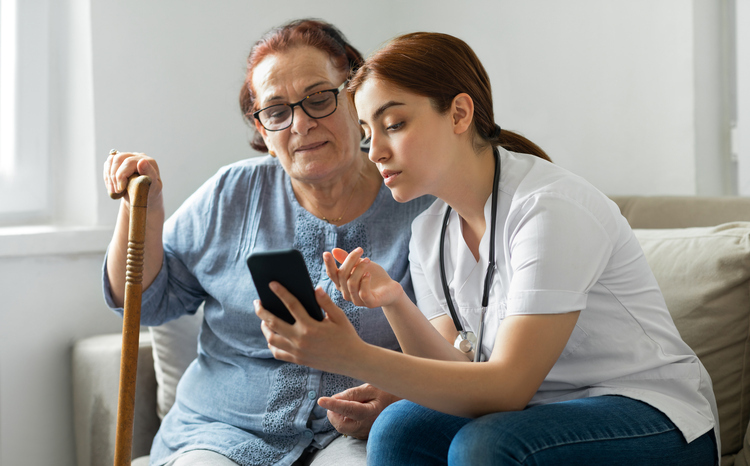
[739,0,750,195]
[0,1,732,465]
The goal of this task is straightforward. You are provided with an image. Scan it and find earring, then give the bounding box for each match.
[269,150,276,157]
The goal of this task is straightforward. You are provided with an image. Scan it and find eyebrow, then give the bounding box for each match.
[264,81,332,104]
[359,101,405,125]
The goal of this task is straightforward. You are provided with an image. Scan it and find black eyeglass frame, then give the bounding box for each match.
[252,81,348,132]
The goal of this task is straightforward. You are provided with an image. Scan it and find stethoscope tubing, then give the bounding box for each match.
[439,147,501,362]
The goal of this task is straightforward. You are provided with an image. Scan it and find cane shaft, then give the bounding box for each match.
[113,175,151,466]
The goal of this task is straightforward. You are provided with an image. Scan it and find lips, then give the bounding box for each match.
[380,169,401,185]
[295,141,327,152]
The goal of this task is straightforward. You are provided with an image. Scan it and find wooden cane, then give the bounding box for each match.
[111,172,152,466]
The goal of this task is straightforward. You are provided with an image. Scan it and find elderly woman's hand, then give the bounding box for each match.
[318,383,401,439]
[103,150,166,307]
[103,150,164,206]
[255,283,367,375]
[323,247,404,309]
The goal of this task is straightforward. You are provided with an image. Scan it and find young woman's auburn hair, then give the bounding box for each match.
[349,32,551,162]
[239,19,364,152]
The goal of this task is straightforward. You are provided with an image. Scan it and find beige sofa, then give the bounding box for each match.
[72,196,750,466]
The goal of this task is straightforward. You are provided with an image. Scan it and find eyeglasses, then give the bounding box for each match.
[253,81,347,131]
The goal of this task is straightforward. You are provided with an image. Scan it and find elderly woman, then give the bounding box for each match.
[102,19,431,466]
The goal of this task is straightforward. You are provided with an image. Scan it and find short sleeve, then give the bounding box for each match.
[409,225,446,321]
[506,193,614,316]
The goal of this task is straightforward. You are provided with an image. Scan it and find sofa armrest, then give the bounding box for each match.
[610,196,750,229]
[72,331,159,466]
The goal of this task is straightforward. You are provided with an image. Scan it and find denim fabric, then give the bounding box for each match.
[103,156,434,466]
[367,397,717,466]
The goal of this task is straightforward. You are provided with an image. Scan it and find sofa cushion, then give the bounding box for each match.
[149,305,203,419]
[72,332,159,464]
[633,223,750,457]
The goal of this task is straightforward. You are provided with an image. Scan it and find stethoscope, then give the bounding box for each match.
[439,147,500,363]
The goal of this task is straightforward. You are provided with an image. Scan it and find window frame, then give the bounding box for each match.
[0,0,51,226]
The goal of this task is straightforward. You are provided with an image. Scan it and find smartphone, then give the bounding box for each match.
[247,249,324,324]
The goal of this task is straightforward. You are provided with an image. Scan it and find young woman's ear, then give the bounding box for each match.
[450,93,475,135]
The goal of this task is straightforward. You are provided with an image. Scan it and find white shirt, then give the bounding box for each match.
[409,148,719,448]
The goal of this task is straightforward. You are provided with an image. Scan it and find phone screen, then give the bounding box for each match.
[247,249,324,324]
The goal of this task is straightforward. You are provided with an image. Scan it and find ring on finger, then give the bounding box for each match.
[109,149,118,155]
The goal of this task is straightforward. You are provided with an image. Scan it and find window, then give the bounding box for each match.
[0,0,50,225]
[0,0,110,258]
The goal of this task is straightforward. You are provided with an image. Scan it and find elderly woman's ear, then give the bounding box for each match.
[253,119,273,156]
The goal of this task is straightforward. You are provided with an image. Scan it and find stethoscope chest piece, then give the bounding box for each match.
[454,330,477,360]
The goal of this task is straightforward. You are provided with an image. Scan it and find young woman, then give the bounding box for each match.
[255,32,719,465]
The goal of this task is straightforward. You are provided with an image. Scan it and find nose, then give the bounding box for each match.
[290,106,317,135]
[367,135,389,164]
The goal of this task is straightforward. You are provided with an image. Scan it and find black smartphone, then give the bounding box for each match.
[247,249,324,324]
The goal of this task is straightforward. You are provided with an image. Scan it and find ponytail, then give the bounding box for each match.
[483,124,551,162]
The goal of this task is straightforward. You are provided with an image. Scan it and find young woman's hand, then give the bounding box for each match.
[323,247,404,309]
[255,283,366,375]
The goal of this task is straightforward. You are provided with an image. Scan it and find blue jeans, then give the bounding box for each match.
[367,396,716,465]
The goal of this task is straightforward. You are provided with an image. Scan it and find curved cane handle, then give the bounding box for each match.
[109,173,151,200]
